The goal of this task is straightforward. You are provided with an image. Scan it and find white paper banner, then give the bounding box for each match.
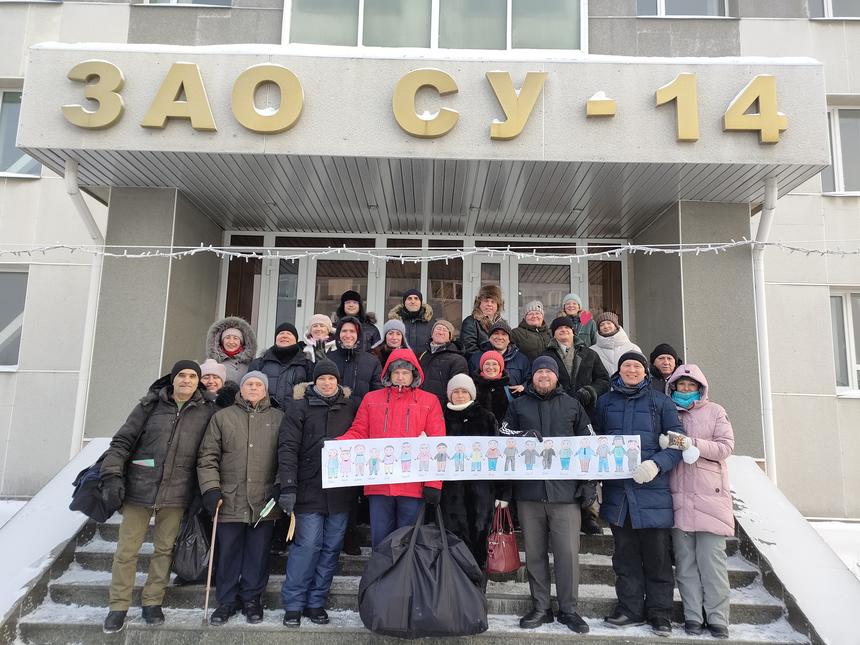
[321,435,641,488]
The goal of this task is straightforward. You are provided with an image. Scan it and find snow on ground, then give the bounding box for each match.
[0,501,26,529]
[810,521,860,582]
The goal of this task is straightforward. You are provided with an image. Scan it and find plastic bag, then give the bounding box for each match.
[171,510,211,582]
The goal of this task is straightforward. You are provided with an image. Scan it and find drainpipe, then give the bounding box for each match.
[752,177,778,484]
[65,159,105,458]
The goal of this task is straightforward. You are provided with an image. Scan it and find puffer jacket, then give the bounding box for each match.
[206,316,257,384]
[388,303,435,354]
[460,313,508,360]
[325,316,383,404]
[593,375,684,529]
[510,319,552,362]
[197,394,284,523]
[338,349,446,499]
[278,382,359,516]
[540,339,610,412]
[247,345,310,409]
[499,384,593,504]
[101,375,215,509]
[590,327,642,376]
[419,342,469,409]
[666,364,735,536]
[467,342,531,386]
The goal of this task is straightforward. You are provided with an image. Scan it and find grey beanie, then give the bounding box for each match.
[240,370,269,390]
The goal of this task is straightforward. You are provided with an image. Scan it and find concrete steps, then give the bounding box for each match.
[15,515,808,644]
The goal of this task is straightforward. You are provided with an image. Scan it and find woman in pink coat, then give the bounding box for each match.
[662,364,734,640]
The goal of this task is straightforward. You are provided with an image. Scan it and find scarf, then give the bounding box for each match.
[611,373,650,396]
[401,306,424,321]
[222,345,243,358]
[313,384,341,404]
[446,400,474,411]
[272,343,300,362]
[671,390,701,409]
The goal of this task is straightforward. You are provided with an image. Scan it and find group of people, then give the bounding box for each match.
[98,286,735,640]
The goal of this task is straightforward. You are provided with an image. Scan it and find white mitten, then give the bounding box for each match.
[682,445,700,464]
[658,434,669,449]
[632,460,659,484]
[494,499,509,509]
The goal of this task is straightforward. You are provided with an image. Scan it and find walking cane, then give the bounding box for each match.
[202,499,222,626]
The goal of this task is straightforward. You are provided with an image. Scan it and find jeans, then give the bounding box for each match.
[368,495,423,548]
[281,512,349,611]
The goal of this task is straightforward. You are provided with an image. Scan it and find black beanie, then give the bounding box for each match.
[313,360,340,382]
[340,290,362,305]
[171,360,201,380]
[649,343,682,365]
[550,316,575,336]
[275,322,299,341]
[617,351,649,372]
[402,288,423,304]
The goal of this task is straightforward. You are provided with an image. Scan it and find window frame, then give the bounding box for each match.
[0,89,42,180]
[0,267,28,371]
[831,290,860,393]
[637,0,729,18]
[810,0,860,19]
[823,106,860,196]
[282,0,589,53]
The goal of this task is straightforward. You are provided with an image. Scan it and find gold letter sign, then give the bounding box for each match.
[141,63,217,131]
[232,64,304,134]
[62,60,125,129]
[392,69,459,139]
[486,71,548,140]
[655,72,699,142]
[723,75,788,144]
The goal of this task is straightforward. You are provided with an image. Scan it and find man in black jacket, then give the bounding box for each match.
[335,290,380,352]
[247,322,310,409]
[498,356,593,634]
[325,316,382,405]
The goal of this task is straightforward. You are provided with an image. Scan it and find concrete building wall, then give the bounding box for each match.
[128,4,283,46]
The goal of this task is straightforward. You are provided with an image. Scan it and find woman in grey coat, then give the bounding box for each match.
[206,316,257,384]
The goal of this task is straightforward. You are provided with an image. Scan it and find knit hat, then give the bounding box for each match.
[488,320,512,337]
[594,311,620,329]
[240,370,269,389]
[402,288,423,304]
[479,350,505,375]
[274,322,298,342]
[649,343,682,366]
[199,358,226,382]
[562,293,582,307]
[340,290,362,306]
[617,351,649,372]
[306,314,333,335]
[171,360,201,381]
[380,319,410,349]
[531,356,559,377]
[221,327,243,342]
[550,316,575,336]
[313,360,340,382]
[524,300,544,315]
[432,319,456,341]
[446,373,476,401]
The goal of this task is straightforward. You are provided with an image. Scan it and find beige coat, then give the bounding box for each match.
[197,394,284,524]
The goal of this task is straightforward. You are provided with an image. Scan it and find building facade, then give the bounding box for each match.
[0,0,855,518]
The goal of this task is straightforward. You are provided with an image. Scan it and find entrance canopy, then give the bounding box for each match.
[18,44,829,238]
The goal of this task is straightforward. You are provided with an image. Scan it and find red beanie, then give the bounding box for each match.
[479,350,505,378]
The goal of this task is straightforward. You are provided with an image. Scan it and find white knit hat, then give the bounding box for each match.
[446,374,476,401]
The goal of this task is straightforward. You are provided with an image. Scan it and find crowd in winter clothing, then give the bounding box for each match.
[96,286,735,640]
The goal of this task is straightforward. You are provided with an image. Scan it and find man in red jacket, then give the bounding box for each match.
[339,348,445,547]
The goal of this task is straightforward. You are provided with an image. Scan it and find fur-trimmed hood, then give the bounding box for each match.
[206,316,257,364]
[292,381,352,400]
[388,302,434,323]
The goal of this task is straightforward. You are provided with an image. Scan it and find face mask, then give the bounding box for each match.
[671,390,701,409]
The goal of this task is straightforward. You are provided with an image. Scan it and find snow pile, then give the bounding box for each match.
[810,521,860,583]
[0,501,25,529]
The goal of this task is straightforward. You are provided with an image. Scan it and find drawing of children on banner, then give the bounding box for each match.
[596,436,610,472]
[368,447,380,477]
[400,442,412,474]
[560,439,572,471]
[383,445,395,475]
[453,443,466,472]
[470,442,482,472]
[327,448,339,480]
[503,438,517,472]
[485,439,500,472]
[418,443,431,473]
[354,445,366,478]
[340,447,352,480]
[541,439,556,471]
[612,436,626,473]
[521,440,538,471]
[435,443,448,473]
[626,439,641,471]
[577,437,594,472]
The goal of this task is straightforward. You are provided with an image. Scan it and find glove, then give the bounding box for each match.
[575,387,595,408]
[278,492,296,515]
[523,429,544,442]
[575,481,597,509]
[632,460,660,484]
[658,433,670,450]
[202,489,222,516]
[660,431,692,451]
[494,499,509,509]
[100,475,124,510]
[271,483,281,501]
[423,486,441,505]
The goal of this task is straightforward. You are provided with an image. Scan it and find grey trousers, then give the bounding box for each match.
[517,501,581,614]
[671,528,731,627]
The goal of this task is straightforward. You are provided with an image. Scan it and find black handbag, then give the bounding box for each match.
[69,452,116,523]
[171,508,211,582]
[358,505,488,639]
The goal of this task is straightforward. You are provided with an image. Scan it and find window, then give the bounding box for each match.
[810,0,860,17]
[831,292,860,389]
[0,271,27,368]
[0,92,41,177]
[289,0,586,50]
[637,0,727,17]
[822,108,860,193]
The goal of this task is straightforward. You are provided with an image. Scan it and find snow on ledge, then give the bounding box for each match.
[0,438,110,627]
[729,456,860,645]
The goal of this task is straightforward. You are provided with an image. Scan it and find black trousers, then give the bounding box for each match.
[215,521,274,606]
[609,518,673,621]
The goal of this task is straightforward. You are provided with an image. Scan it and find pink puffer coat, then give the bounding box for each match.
[666,364,735,536]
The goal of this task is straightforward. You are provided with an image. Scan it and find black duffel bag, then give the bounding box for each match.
[358,505,488,639]
[69,452,118,523]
